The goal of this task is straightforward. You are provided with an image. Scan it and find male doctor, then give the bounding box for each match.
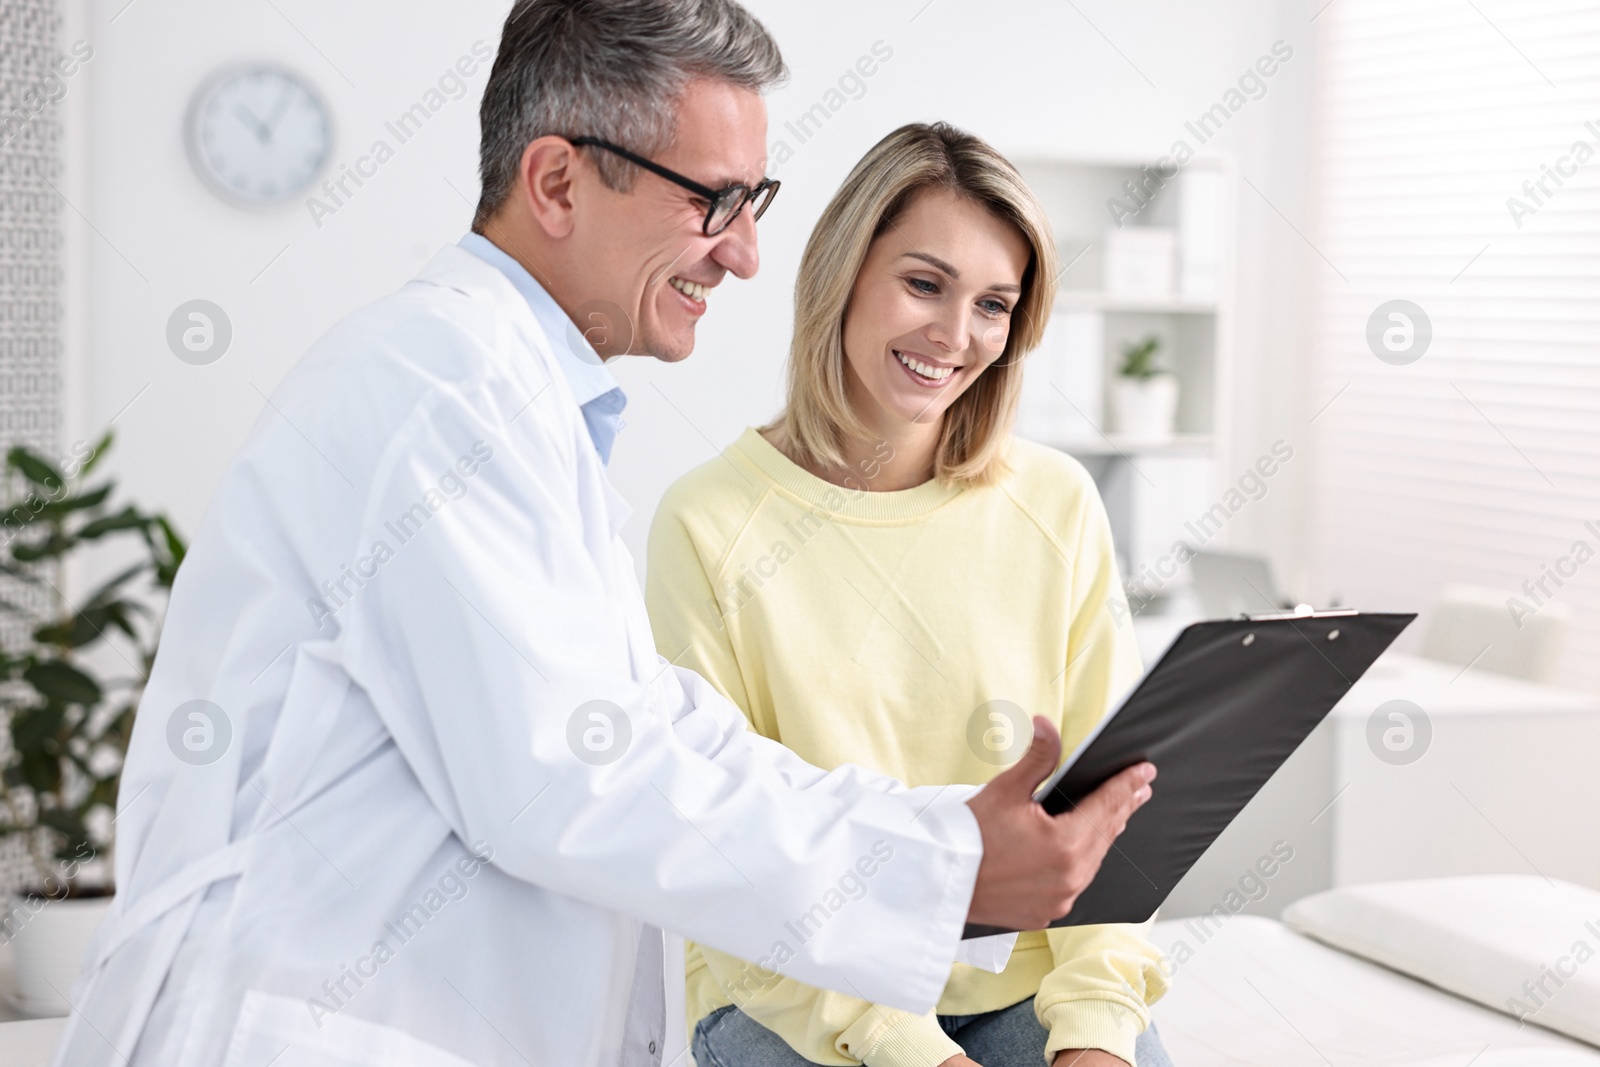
[52,2,1155,1065]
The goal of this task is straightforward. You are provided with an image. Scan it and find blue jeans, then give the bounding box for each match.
[693,996,1176,1066]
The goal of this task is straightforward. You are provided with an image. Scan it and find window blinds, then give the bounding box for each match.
[1310,0,1600,691]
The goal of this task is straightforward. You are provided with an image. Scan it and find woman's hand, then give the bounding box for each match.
[936,1057,983,1067]
[1052,1050,1130,1066]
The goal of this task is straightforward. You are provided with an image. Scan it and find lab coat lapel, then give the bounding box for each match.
[601,478,633,542]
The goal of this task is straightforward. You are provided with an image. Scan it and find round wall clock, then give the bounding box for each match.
[187,65,332,205]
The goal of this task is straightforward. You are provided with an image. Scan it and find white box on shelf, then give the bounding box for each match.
[1178,169,1224,298]
[1103,226,1176,297]
[1018,309,1103,443]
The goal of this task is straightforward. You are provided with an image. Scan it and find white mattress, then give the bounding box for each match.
[1149,915,1600,1066]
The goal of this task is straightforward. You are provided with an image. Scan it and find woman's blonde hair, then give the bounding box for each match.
[766,121,1059,487]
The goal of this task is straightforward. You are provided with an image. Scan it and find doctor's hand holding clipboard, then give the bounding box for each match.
[968,608,1414,940]
[966,718,1157,933]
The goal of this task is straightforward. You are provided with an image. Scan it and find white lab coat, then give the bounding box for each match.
[50,244,988,1067]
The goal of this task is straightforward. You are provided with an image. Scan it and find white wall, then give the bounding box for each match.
[62,0,509,538]
[64,0,1318,591]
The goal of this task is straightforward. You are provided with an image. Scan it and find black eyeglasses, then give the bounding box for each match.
[568,136,779,236]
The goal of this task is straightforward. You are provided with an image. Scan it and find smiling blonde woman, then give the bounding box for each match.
[646,122,1175,1067]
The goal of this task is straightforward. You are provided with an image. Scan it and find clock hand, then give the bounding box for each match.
[262,83,295,139]
[232,104,271,144]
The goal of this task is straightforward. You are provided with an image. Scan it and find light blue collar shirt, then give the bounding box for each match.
[458,232,629,465]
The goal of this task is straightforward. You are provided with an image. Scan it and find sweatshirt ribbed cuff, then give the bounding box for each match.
[1042,998,1146,1066]
[857,1013,964,1067]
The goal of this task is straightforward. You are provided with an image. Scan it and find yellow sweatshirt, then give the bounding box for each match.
[645,427,1169,1067]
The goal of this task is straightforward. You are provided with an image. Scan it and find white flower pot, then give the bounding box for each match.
[1111,374,1179,442]
[6,892,112,1016]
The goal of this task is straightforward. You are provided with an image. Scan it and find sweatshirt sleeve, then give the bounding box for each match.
[1033,461,1171,1064]
[1035,920,1169,1064]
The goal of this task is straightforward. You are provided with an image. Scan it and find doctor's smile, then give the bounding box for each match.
[666,272,719,312]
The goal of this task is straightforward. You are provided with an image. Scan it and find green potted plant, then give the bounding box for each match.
[1111,333,1179,442]
[0,432,184,1016]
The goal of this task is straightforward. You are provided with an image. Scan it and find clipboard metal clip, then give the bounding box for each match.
[1237,604,1361,622]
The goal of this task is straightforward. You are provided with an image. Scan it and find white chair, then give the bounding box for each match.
[1419,583,1570,684]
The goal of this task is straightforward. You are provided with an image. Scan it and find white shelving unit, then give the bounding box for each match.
[1010,154,1236,604]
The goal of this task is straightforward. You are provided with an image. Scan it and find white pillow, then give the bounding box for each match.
[1283,876,1600,1048]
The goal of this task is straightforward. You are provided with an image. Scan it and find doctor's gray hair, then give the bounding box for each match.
[472,0,786,231]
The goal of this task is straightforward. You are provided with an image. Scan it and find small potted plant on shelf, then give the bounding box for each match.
[0,432,184,1016]
[1110,333,1179,442]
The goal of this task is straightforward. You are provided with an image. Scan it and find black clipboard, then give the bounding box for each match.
[963,609,1415,938]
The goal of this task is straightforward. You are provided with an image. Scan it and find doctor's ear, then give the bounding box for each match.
[517,136,579,239]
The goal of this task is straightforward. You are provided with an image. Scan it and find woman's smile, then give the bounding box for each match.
[893,348,960,387]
